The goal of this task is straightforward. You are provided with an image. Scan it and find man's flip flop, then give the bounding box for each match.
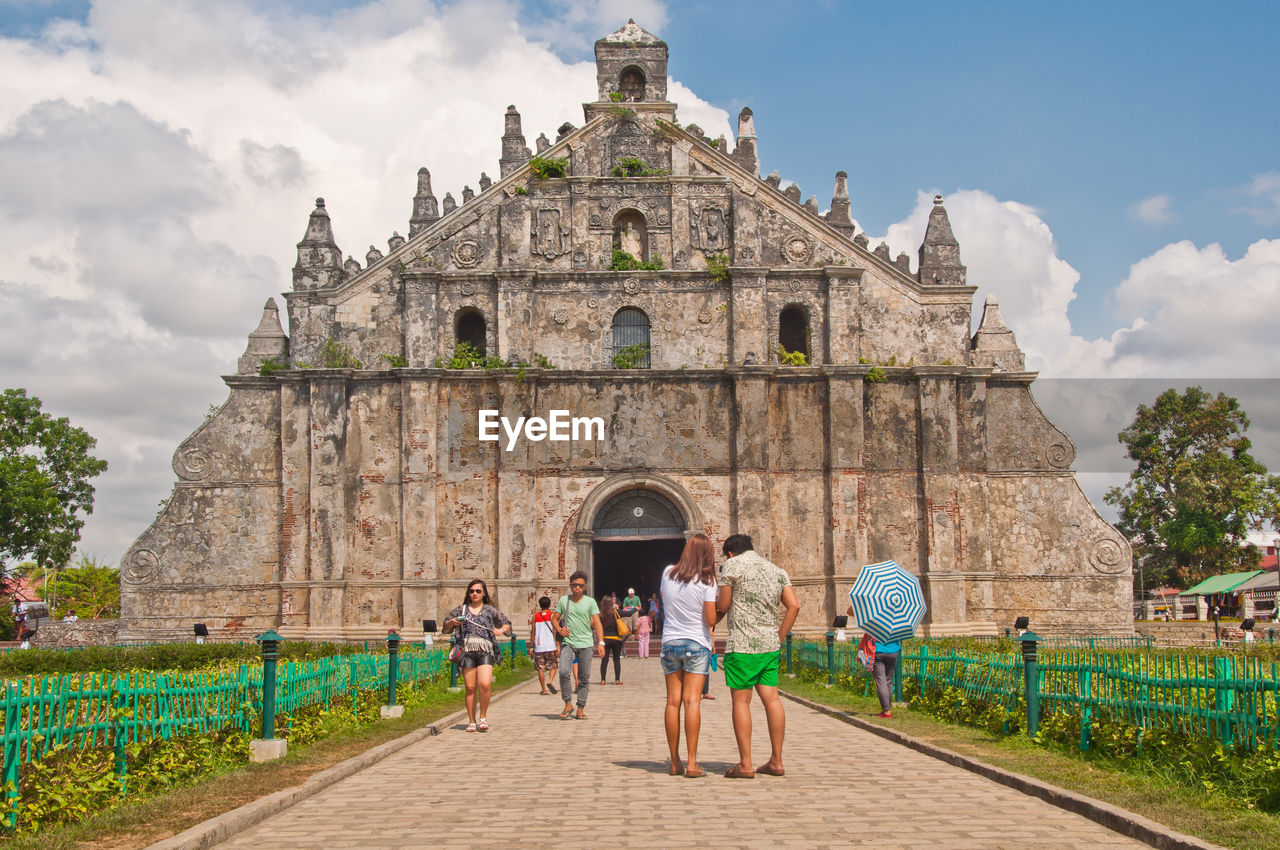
[683,768,705,778]
[723,765,755,779]
[755,764,785,776]
[575,710,588,720]
[559,705,573,719]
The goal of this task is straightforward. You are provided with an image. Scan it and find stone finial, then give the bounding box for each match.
[366,245,383,265]
[388,232,406,251]
[479,172,493,191]
[499,105,530,178]
[557,122,575,141]
[853,233,869,249]
[409,167,439,237]
[733,107,759,175]
[804,196,819,215]
[764,171,782,190]
[895,251,911,274]
[716,135,728,152]
[462,185,475,204]
[237,298,289,375]
[874,241,891,261]
[292,197,345,291]
[970,293,1025,371]
[783,184,801,203]
[686,124,706,141]
[344,255,361,276]
[535,133,550,153]
[443,192,457,215]
[918,194,967,286]
[826,171,854,236]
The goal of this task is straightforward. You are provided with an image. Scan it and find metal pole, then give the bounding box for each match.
[1021,631,1040,738]
[386,630,400,708]
[257,630,283,740]
[828,631,838,683]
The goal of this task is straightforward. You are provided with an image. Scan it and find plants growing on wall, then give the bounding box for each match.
[612,343,650,369]
[528,156,568,179]
[776,346,808,366]
[609,157,667,177]
[705,252,730,281]
[608,250,664,271]
[319,338,362,369]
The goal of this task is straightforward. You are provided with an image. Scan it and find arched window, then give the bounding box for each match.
[612,210,648,260]
[456,308,487,353]
[619,66,646,101]
[611,307,651,368]
[779,304,809,360]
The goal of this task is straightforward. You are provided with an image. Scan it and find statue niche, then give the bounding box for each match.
[612,210,648,259]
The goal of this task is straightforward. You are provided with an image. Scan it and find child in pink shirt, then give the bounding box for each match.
[635,612,652,657]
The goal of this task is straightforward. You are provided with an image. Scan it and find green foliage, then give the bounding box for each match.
[257,357,288,376]
[1104,387,1280,589]
[612,343,651,370]
[513,185,528,195]
[319,338,362,369]
[0,640,369,677]
[0,389,109,573]
[866,366,888,383]
[380,353,409,368]
[528,156,568,179]
[608,91,625,103]
[705,252,730,281]
[607,105,637,122]
[609,157,668,177]
[51,555,120,619]
[608,250,664,271]
[533,353,557,370]
[776,346,808,366]
[434,341,507,370]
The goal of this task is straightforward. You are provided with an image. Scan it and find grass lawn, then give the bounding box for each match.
[8,669,535,850]
[780,677,1280,850]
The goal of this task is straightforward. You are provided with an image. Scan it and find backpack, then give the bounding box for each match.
[856,632,877,672]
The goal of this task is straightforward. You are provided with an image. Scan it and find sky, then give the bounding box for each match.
[0,0,1277,565]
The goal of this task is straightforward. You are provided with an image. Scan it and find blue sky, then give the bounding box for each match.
[0,0,1277,562]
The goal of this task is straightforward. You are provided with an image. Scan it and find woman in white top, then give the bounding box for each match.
[659,532,718,778]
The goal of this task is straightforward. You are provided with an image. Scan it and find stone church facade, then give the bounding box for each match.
[119,21,1132,641]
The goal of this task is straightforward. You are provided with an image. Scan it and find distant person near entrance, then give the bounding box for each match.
[717,534,800,778]
[622,587,643,638]
[555,571,605,720]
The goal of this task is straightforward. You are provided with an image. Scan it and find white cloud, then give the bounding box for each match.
[1129,193,1173,225]
[1241,171,1280,225]
[874,191,1280,381]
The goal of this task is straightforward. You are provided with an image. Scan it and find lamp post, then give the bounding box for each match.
[250,630,288,762]
[1021,630,1041,738]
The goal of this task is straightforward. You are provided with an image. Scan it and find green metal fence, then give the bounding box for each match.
[792,639,1280,750]
[1,646,448,815]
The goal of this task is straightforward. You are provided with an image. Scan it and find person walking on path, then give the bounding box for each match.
[530,596,559,695]
[443,580,512,732]
[848,604,900,718]
[648,593,662,634]
[716,534,800,778]
[555,571,605,720]
[635,611,652,658]
[660,532,719,778]
[599,596,625,684]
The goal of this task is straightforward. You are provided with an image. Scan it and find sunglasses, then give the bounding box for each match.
[570,582,586,588]
[468,588,484,595]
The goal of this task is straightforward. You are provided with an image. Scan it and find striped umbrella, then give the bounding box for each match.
[847,560,926,644]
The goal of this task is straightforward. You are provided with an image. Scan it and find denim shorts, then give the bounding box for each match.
[659,639,712,675]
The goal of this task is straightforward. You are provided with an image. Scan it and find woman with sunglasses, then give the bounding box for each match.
[443,579,512,732]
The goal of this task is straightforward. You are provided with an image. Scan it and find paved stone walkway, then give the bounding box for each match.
[216,656,1145,849]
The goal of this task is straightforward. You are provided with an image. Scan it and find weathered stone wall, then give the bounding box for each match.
[31,619,120,648]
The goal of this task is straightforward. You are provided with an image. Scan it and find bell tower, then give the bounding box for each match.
[595,19,668,103]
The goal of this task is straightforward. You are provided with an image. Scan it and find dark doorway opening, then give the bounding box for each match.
[592,538,686,608]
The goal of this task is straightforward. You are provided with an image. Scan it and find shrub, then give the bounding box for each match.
[612,343,650,369]
[528,156,568,179]
[609,250,664,272]
[319,338,362,369]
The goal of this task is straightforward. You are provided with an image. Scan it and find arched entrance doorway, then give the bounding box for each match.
[574,474,703,614]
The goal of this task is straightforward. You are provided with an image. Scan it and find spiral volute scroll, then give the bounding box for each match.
[123,548,160,584]
[1088,537,1128,574]
[1045,440,1074,469]
[174,445,214,481]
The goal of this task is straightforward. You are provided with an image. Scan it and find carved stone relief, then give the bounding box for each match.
[783,234,812,265]
[691,205,728,250]
[532,207,569,259]
[452,239,481,268]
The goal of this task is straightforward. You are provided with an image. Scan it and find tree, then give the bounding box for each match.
[1105,386,1280,590]
[53,556,121,619]
[0,389,109,570]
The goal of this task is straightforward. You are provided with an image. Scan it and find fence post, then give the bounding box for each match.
[893,653,903,703]
[1079,664,1092,751]
[825,630,836,687]
[4,684,20,830]
[1021,631,1041,738]
[111,687,127,794]
[1213,656,1234,747]
[510,635,518,668]
[250,630,287,762]
[785,632,794,677]
[381,630,403,719]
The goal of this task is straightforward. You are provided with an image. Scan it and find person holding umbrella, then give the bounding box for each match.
[847,559,927,720]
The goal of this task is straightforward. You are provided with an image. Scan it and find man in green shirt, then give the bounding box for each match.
[555,571,605,720]
[621,587,643,650]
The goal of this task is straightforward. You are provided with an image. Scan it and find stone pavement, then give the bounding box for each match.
[214,656,1147,849]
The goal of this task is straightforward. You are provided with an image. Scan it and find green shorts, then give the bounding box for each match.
[724,651,780,690]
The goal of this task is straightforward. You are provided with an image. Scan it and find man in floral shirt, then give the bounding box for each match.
[716,534,800,779]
